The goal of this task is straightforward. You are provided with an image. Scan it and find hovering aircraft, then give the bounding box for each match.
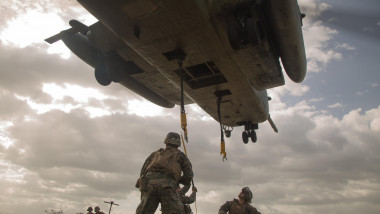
[45,0,306,145]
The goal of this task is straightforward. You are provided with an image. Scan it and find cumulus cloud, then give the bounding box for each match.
[309,97,324,103]
[3,67,379,214]
[299,0,354,73]
[356,90,369,96]
[1,0,379,214]
[335,43,356,50]
[328,102,343,108]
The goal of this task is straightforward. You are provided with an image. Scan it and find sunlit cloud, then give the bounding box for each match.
[309,97,324,103]
[198,190,221,203]
[15,83,120,117]
[269,75,310,98]
[299,1,355,73]
[336,43,356,50]
[15,95,80,114]
[0,10,64,47]
[42,83,114,103]
[371,83,379,87]
[0,122,14,149]
[189,104,213,121]
[0,6,96,59]
[0,8,72,58]
[126,99,165,117]
[328,102,343,108]
[46,41,72,59]
[299,0,331,20]
[0,160,26,183]
[84,107,111,118]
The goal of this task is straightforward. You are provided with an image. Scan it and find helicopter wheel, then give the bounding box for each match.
[95,64,112,86]
[245,18,260,46]
[242,131,249,144]
[227,23,241,50]
[250,130,257,143]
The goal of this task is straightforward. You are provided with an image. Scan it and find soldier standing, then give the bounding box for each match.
[136,132,194,214]
[218,187,261,214]
[86,207,94,214]
[94,206,105,214]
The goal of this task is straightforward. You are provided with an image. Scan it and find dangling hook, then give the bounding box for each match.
[223,125,233,138]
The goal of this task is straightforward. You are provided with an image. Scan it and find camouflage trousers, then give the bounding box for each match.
[136,172,185,214]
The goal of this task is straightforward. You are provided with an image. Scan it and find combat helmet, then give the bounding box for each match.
[242,187,253,203]
[164,132,181,147]
[87,207,93,212]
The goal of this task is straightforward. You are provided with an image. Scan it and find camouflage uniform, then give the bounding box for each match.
[178,184,196,204]
[218,199,261,214]
[86,207,94,214]
[178,184,196,214]
[136,136,193,214]
[94,206,105,214]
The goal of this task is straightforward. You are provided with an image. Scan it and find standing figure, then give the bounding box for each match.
[86,207,94,214]
[94,206,105,214]
[218,187,261,214]
[136,132,194,214]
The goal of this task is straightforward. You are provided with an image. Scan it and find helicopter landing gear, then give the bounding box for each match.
[242,131,249,144]
[238,121,258,144]
[242,130,257,144]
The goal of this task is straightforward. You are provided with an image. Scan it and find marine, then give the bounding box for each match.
[94,206,105,214]
[136,132,194,214]
[218,187,261,214]
[86,207,94,214]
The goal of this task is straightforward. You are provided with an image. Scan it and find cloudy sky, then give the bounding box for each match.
[0,0,379,214]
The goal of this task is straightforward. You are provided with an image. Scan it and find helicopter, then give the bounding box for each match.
[45,0,307,144]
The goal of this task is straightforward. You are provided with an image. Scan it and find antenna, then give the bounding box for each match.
[104,201,119,214]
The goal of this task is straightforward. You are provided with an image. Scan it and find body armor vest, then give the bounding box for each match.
[147,148,181,182]
[229,200,248,214]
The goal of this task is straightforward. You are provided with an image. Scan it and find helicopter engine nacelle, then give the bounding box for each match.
[46,20,175,108]
[60,31,142,86]
[60,30,100,68]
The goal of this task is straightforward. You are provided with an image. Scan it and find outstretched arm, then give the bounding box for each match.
[178,152,194,185]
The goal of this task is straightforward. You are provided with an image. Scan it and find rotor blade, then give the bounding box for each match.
[44,27,83,44]
[44,33,62,44]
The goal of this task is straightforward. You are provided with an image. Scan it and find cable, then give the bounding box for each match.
[181,134,197,214]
